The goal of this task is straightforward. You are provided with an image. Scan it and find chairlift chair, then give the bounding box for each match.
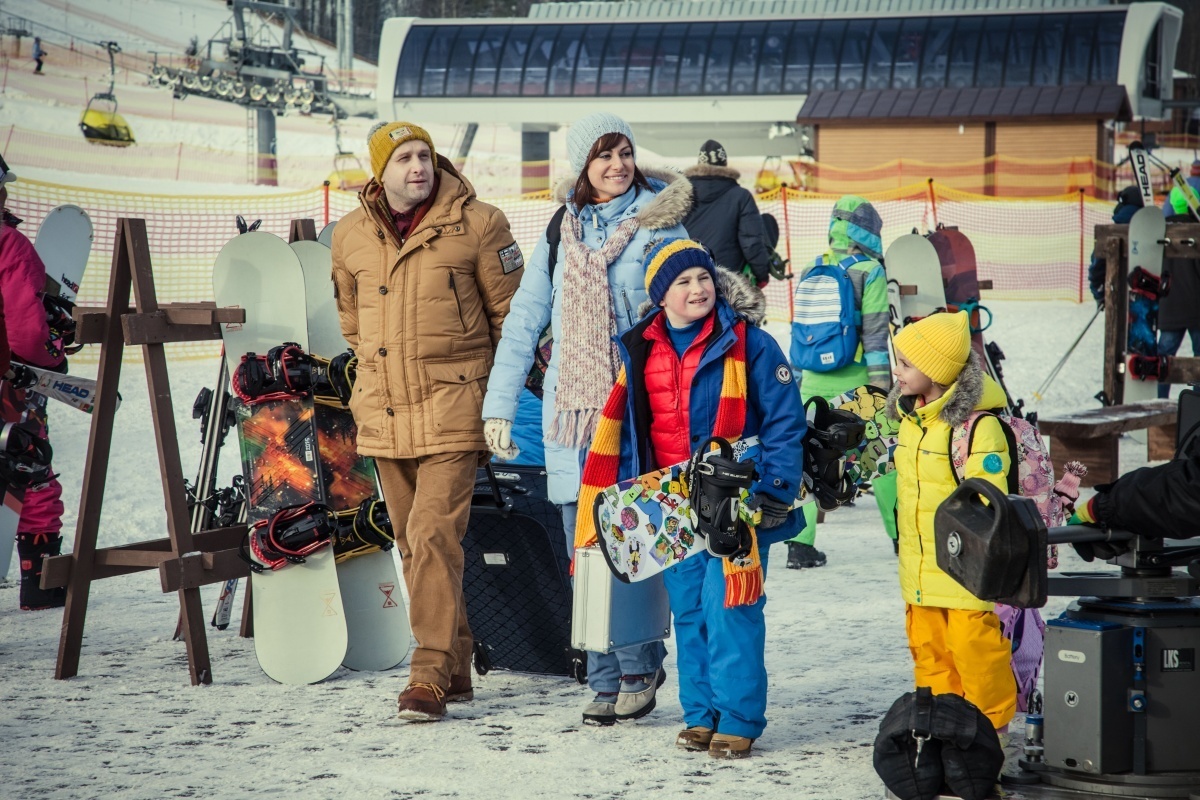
[327,121,368,191]
[79,41,135,147]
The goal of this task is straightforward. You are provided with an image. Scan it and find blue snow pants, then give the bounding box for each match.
[662,547,770,739]
[560,502,667,693]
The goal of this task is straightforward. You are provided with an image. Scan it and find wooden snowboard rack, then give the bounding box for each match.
[43,218,250,685]
[1035,223,1198,485]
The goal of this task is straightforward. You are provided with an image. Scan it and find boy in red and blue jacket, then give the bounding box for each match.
[577,239,806,758]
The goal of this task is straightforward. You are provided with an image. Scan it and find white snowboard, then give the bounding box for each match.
[290,240,344,359]
[213,231,348,684]
[884,234,946,327]
[1124,206,1167,404]
[33,204,93,301]
[317,221,336,247]
[337,552,411,671]
[292,237,411,673]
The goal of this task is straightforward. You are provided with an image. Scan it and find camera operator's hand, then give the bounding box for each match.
[1072,539,1132,563]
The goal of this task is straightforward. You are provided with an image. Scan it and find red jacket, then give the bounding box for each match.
[0,223,63,369]
[644,313,717,468]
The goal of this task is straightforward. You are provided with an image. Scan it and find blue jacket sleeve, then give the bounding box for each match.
[745,327,807,505]
[481,231,554,423]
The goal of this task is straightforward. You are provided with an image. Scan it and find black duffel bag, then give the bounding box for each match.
[873,686,1004,800]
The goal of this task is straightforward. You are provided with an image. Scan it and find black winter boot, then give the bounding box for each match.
[17,532,65,610]
[786,541,827,569]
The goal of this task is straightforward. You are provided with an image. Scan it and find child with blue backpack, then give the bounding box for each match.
[786,195,891,568]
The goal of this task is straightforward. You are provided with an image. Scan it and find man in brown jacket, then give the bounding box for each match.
[332,122,523,721]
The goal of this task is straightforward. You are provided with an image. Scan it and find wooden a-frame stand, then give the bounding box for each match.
[43,219,250,685]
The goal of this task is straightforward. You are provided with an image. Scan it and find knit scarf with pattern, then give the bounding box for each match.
[574,318,764,608]
[548,210,641,450]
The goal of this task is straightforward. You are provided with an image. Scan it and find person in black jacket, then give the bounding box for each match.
[681,140,772,286]
[1087,186,1142,308]
[1071,446,1200,560]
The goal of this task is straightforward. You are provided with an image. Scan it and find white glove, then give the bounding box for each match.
[484,418,520,461]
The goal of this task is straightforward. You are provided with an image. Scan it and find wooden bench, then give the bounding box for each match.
[1037,400,1177,486]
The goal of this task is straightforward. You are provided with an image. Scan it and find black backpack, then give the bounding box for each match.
[524,206,569,399]
[873,687,1004,800]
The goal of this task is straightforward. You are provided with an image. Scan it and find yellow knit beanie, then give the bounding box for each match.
[368,122,437,181]
[893,311,972,386]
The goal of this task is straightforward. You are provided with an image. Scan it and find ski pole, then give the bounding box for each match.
[1032,306,1102,402]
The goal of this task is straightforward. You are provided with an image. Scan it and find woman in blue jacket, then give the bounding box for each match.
[482,112,692,725]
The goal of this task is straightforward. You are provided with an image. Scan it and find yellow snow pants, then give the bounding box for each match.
[905,604,1017,730]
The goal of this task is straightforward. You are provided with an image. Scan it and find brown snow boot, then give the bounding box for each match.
[676,726,714,751]
[708,733,754,759]
[17,533,65,611]
[397,682,447,722]
[446,673,474,703]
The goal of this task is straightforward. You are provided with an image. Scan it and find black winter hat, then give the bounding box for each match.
[698,139,727,167]
[1116,185,1144,209]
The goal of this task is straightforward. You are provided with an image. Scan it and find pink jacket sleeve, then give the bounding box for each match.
[0,225,62,369]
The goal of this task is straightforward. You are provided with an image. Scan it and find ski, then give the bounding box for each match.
[9,362,113,414]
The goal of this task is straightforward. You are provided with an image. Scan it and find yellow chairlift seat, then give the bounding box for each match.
[328,152,368,192]
[80,93,135,147]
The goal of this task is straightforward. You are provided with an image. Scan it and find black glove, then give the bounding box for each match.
[748,494,790,529]
[1072,539,1131,563]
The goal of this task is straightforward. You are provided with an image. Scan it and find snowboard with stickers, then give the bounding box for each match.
[0,205,93,582]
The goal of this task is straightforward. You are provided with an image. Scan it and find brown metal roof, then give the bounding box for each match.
[795,85,1132,124]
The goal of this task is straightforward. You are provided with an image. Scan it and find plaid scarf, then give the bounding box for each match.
[548,211,641,450]
[575,318,763,608]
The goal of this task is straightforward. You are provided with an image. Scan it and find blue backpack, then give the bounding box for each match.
[790,254,868,373]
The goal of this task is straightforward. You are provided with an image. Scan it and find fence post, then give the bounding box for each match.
[927,178,938,228]
[323,181,330,227]
[1078,188,1086,304]
[175,143,183,182]
[780,185,794,321]
[3,124,14,156]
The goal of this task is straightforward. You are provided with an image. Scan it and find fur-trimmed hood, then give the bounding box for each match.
[683,163,742,182]
[552,166,694,231]
[634,266,767,326]
[885,353,998,427]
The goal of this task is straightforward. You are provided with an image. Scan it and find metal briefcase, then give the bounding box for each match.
[570,545,671,654]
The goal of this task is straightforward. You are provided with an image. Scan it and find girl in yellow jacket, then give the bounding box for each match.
[886,311,1017,731]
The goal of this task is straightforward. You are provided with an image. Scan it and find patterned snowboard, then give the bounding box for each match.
[594,438,811,583]
[215,231,349,685]
[927,226,988,364]
[1124,206,1167,403]
[292,238,410,673]
[830,384,900,488]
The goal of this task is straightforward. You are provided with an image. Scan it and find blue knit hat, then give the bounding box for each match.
[567,112,636,175]
[643,238,717,305]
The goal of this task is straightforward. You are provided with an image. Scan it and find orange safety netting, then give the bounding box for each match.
[9,177,1115,363]
[787,155,1175,201]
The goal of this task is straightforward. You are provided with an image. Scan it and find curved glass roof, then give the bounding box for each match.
[394,10,1127,99]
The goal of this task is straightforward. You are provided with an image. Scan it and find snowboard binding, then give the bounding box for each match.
[239,501,335,573]
[683,437,757,560]
[1129,266,1165,297]
[1129,354,1170,382]
[332,498,396,561]
[233,343,355,408]
[0,420,55,489]
[41,293,81,356]
[802,396,866,511]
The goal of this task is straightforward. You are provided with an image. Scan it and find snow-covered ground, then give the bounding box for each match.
[0,1,1190,796]
[0,297,1161,800]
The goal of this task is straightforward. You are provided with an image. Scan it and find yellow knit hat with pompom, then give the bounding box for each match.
[893,311,972,386]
